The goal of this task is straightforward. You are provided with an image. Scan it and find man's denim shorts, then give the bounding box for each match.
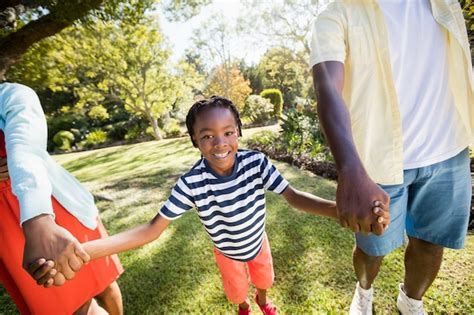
[356,148,472,257]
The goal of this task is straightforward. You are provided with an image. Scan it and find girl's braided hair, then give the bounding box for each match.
[185,96,242,147]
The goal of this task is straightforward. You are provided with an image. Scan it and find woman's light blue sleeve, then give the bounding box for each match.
[0,83,55,225]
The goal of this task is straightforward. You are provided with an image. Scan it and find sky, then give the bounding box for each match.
[158,0,268,65]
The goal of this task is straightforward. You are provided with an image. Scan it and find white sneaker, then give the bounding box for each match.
[397,283,426,315]
[349,282,373,315]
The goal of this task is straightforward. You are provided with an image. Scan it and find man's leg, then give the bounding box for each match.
[403,237,443,300]
[350,178,412,314]
[353,247,384,289]
[398,148,471,313]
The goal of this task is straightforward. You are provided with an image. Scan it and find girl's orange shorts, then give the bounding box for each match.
[0,179,123,314]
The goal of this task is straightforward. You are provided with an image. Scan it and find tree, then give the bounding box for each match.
[0,0,208,80]
[257,47,309,105]
[204,65,252,110]
[14,19,195,140]
[239,60,265,95]
[239,0,323,60]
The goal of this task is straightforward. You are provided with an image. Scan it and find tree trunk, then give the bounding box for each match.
[150,117,162,140]
[0,0,105,80]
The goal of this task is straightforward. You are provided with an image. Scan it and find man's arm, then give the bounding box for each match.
[312,62,390,235]
[1,83,89,285]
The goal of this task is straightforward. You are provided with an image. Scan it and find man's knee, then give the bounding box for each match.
[407,237,443,257]
[354,246,385,264]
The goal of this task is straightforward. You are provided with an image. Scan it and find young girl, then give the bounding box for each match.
[33,96,388,315]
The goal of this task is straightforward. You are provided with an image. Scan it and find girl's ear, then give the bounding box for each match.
[192,135,198,148]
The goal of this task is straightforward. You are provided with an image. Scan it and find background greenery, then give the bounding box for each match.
[1,129,472,314]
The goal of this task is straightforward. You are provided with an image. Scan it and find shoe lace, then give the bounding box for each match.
[406,300,425,315]
[356,291,372,311]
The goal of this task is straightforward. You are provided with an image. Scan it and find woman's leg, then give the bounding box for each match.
[95,281,123,315]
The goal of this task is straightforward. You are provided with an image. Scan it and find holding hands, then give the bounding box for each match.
[337,169,390,235]
[22,214,90,287]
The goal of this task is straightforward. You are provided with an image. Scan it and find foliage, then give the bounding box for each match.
[204,65,252,110]
[81,129,108,148]
[11,19,201,141]
[0,0,210,79]
[239,61,264,95]
[88,105,109,121]
[280,108,328,159]
[461,0,473,62]
[239,0,323,56]
[245,130,280,151]
[257,47,309,105]
[242,95,275,125]
[52,130,75,151]
[162,118,182,138]
[260,89,283,118]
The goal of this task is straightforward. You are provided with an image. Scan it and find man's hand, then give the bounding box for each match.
[22,214,90,286]
[337,168,390,235]
[0,157,9,181]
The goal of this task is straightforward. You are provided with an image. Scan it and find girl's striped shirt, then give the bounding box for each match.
[159,150,289,262]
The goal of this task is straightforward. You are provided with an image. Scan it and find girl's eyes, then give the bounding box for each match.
[201,131,235,140]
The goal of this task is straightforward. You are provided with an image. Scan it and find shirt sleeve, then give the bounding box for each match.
[309,3,347,67]
[1,84,55,225]
[259,154,289,194]
[159,176,195,220]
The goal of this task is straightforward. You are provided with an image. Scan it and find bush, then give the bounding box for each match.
[280,108,328,159]
[246,130,280,151]
[242,95,275,125]
[52,130,75,151]
[80,129,108,148]
[260,89,283,118]
[87,105,109,121]
[163,119,182,138]
[126,125,146,140]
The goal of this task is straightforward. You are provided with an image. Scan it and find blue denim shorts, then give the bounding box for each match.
[356,148,471,256]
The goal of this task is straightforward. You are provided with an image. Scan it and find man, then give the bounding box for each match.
[0,82,123,314]
[310,1,472,314]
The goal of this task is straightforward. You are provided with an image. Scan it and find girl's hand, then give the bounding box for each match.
[0,157,9,181]
[371,200,390,235]
[26,258,57,288]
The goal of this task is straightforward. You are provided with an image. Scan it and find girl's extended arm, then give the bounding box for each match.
[281,185,389,225]
[82,214,171,260]
[281,185,338,219]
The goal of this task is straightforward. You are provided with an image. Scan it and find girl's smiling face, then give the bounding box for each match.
[192,107,239,176]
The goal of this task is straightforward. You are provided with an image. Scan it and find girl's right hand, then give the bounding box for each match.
[27,258,57,288]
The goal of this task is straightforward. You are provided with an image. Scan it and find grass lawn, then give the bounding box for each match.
[1,128,473,314]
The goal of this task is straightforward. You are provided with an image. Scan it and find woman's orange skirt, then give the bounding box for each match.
[0,179,123,314]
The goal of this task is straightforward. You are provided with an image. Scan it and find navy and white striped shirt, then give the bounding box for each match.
[159,150,289,262]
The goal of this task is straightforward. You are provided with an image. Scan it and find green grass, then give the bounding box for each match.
[1,128,473,314]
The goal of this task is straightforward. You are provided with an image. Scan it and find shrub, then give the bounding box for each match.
[163,119,182,138]
[52,130,75,151]
[87,105,109,121]
[280,108,328,159]
[246,130,280,151]
[260,89,283,118]
[242,95,275,125]
[81,129,108,148]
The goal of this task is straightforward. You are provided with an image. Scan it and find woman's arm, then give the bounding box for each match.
[83,214,171,260]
